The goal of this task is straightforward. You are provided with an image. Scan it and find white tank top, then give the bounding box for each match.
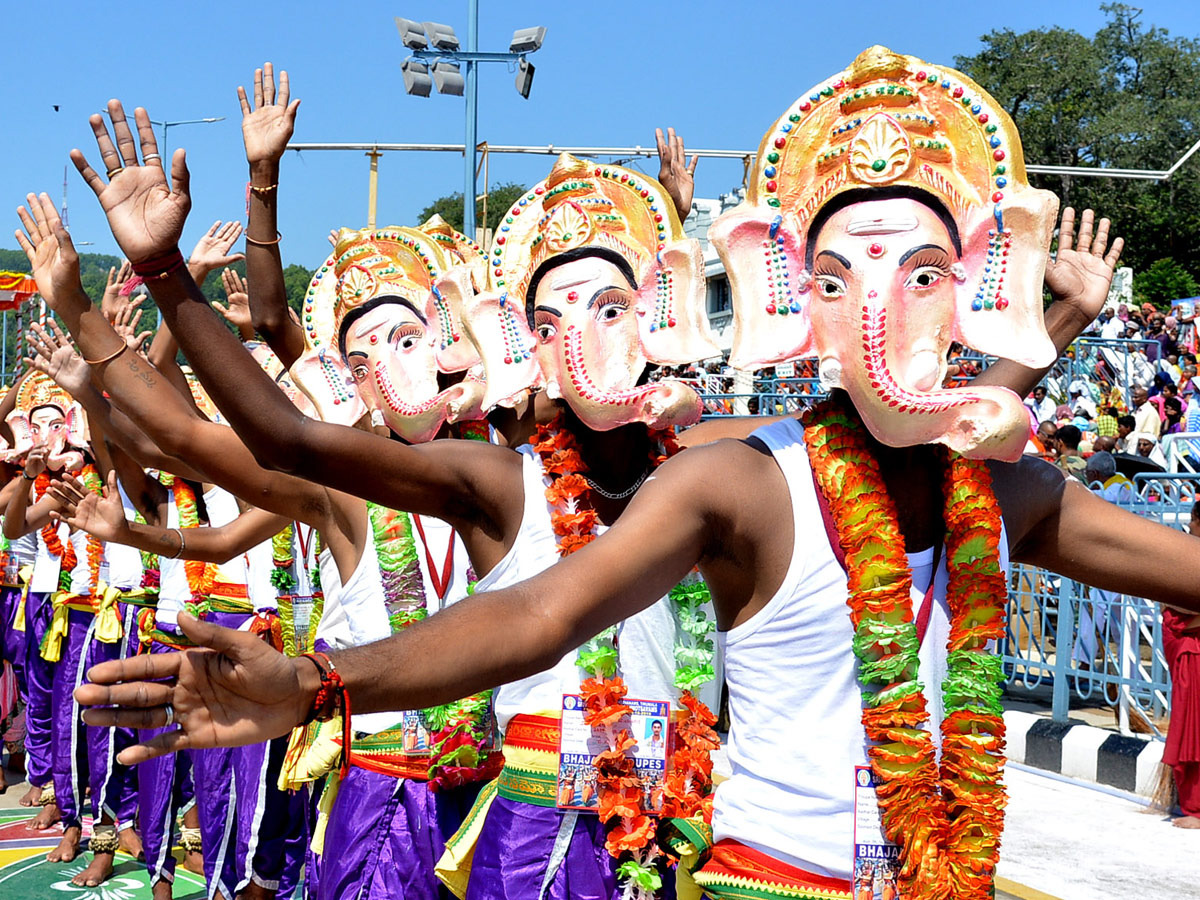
[66,528,107,596]
[202,486,250,586]
[157,493,191,625]
[31,522,67,593]
[473,445,683,733]
[10,531,37,566]
[711,417,1009,880]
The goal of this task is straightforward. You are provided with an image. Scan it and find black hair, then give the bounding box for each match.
[337,295,428,358]
[1057,424,1082,450]
[804,186,962,271]
[523,247,637,329]
[1118,414,1136,429]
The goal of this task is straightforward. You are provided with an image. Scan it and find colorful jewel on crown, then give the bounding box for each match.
[332,227,449,334]
[15,370,78,416]
[488,153,685,327]
[418,213,490,293]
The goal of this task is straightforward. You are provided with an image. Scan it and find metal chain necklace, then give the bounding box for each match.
[583,466,650,500]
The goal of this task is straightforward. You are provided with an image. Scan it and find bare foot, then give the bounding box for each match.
[71,851,115,887]
[152,880,174,900]
[27,801,60,831]
[19,783,42,807]
[47,824,81,862]
[1172,814,1200,828]
[118,827,144,860]
[183,848,205,876]
[238,881,274,900]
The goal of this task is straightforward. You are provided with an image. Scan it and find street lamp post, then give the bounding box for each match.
[148,116,226,154]
[397,3,546,239]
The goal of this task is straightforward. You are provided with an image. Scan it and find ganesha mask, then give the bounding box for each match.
[451,153,719,432]
[300,225,485,444]
[711,46,1058,460]
[4,372,88,471]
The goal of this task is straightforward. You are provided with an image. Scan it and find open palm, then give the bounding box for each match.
[239,63,300,166]
[71,101,191,264]
[26,321,91,396]
[1044,207,1124,322]
[15,194,81,307]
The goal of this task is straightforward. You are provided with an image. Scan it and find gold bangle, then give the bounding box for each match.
[248,183,278,194]
[83,343,128,366]
[245,231,282,247]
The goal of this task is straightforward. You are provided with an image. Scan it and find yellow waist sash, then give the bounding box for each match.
[39,583,124,661]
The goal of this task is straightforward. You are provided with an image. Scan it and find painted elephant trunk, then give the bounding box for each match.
[830,301,1029,462]
[371,361,486,444]
[555,326,702,432]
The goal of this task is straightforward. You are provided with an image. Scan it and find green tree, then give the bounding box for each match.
[417,182,529,236]
[1134,258,1200,307]
[956,4,1200,276]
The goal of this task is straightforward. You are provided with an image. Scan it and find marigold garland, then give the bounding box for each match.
[533,413,716,900]
[35,466,104,594]
[802,398,1007,900]
[169,479,216,603]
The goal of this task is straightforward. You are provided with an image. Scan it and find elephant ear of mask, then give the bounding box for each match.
[3,406,88,469]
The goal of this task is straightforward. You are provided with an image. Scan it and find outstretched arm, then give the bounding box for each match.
[50,471,288,564]
[76,439,722,761]
[997,456,1200,609]
[58,102,516,535]
[973,207,1123,396]
[239,63,305,366]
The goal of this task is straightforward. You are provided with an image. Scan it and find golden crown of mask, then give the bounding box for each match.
[748,45,1026,227]
[488,153,684,302]
[418,214,489,292]
[15,371,77,415]
[302,226,453,350]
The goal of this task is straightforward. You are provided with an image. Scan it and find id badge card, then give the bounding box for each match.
[400,708,433,755]
[556,694,671,813]
[853,766,902,900]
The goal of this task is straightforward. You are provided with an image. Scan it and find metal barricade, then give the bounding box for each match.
[1001,472,1195,738]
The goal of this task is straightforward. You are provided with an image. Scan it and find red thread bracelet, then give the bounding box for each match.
[302,651,354,775]
[131,248,186,281]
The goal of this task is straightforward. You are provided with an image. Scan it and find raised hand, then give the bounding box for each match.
[239,62,300,168]
[189,221,245,274]
[213,268,254,339]
[100,260,133,321]
[48,471,129,543]
[1044,207,1125,324]
[25,320,93,397]
[15,193,82,309]
[23,442,48,479]
[75,612,313,764]
[110,297,154,354]
[656,127,699,221]
[70,101,191,264]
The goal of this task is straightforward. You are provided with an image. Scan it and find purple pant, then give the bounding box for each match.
[466,796,676,900]
[138,642,197,888]
[318,768,483,900]
[52,605,138,830]
[194,609,304,899]
[23,591,55,788]
[0,585,25,684]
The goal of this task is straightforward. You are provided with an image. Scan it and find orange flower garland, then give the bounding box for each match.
[803,399,1007,900]
[169,478,216,601]
[532,414,715,899]
[35,465,104,594]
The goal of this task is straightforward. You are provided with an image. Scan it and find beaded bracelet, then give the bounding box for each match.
[301,651,353,774]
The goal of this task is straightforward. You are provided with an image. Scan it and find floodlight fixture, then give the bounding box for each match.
[401,58,432,97]
[395,17,429,50]
[509,26,546,54]
[432,61,465,96]
[422,21,460,51]
[515,59,535,100]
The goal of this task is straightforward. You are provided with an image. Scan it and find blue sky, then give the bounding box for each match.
[3,0,1199,268]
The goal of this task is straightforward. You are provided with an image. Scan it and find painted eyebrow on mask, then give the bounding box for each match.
[897,244,949,266]
[533,304,562,318]
[586,285,628,309]
[816,250,852,270]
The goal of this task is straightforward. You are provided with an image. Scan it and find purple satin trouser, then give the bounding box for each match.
[318,766,483,900]
[196,609,305,899]
[137,641,197,888]
[23,591,54,787]
[52,605,138,830]
[0,585,25,686]
[465,796,676,900]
